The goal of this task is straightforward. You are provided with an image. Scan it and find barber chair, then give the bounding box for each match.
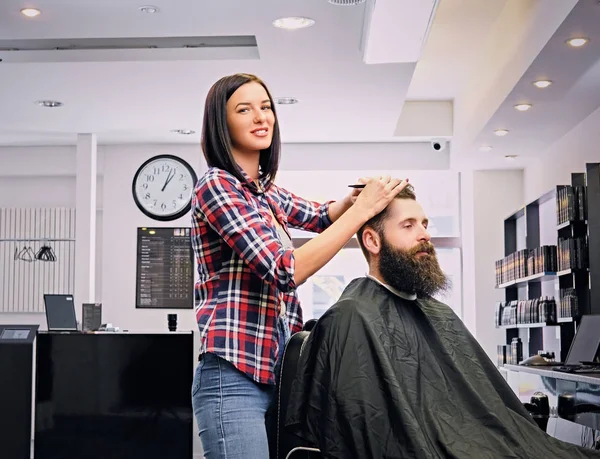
[275,322,322,459]
[302,319,317,332]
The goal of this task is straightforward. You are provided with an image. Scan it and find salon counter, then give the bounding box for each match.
[34,331,194,459]
[504,364,600,450]
[504,364,600,385]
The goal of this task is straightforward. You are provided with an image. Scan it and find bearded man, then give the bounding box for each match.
[285,185,598,458]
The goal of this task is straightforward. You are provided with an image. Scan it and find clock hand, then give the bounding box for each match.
[161,169,175,192]
[165,169,177,187]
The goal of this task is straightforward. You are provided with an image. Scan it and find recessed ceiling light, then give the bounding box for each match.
[21,8,41,17]
[275,97,299,105]
[533,80,552,89]
[171,129,195,135]
[479,145,493,152]
[36,100,63,108]
[272,17,315,30]
[514,103,532,112]
[566,37,589,47]
[505,155,518,161]
[139,5,159,13]
[494,129,509,137]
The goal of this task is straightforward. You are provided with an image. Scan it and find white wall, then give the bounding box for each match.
[461,169,524,363]
[279,142,450,170]
[0,146,105,177]
[0,143,449,319]
[0,141,447,325]
[523,104,600,202]
[0,173,104,328]
[100,144,203,331]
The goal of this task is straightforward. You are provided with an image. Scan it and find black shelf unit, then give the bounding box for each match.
[587,163,600,313]
[496,164,600,363]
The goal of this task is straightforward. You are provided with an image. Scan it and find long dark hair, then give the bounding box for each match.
[201,73,281,190]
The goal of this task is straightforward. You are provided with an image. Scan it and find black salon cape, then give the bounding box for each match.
[285,277,600,458]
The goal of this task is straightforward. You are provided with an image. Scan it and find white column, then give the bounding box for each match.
[459,169,477,336]
[469,170,524,363]
[75,133,97,311]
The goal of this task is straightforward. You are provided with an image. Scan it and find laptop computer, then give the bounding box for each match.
[553,315,600,373]
[43,294,78,332]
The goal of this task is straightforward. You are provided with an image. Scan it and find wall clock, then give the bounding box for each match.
[132,154,198,221]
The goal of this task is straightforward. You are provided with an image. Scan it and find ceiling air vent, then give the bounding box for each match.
[0,35,258,63]
[327,0,366,5]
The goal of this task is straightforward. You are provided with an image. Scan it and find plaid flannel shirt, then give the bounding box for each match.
[191,166,334,385]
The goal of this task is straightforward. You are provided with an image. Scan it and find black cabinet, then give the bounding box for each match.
[0,325,39,459]
[34,332,194,459]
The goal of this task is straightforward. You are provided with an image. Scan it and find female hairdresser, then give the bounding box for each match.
[190,72,407,459]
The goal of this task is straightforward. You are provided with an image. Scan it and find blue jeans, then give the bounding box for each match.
[192,316,291,459]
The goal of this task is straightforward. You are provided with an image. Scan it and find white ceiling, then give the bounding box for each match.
[468,0,600,169]
[0,0,414,145]
[1,0,599,172]
[406,0,508,100]
[0,0,506,148]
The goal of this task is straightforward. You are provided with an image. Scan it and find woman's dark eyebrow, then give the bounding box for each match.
[235,99,271,109]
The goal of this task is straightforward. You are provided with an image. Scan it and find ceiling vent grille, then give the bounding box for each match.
[0,36,256,52]
[327,0,366,5]
[0,35,258,63]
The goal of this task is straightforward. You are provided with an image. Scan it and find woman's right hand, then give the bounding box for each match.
[352,176,409,220]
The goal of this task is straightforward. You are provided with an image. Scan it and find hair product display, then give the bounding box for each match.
[495,296,558,327]
[559,288,579,320]
[557,237,589,271]
[556,185,587,225]
[495,246,557,286]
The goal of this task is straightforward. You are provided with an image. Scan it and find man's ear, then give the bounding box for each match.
[362,228,381,257]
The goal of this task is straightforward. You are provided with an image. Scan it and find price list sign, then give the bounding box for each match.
[135,227,194,309]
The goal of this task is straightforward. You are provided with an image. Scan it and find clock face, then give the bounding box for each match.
[132,155,198,221]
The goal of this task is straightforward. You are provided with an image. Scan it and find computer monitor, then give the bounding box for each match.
[565,315,600,366]
[43,294,77,331]
[82,303,102,331]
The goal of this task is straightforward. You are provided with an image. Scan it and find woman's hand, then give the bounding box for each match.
[352,176,408,220]
[328,178,365,222]
[346,177,366,205]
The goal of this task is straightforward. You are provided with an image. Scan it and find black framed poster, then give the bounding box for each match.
[135,227,194,309]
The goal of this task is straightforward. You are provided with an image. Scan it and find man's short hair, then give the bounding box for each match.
[356,184,417,261]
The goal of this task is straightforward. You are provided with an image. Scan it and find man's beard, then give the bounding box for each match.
[378,237,450,298]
